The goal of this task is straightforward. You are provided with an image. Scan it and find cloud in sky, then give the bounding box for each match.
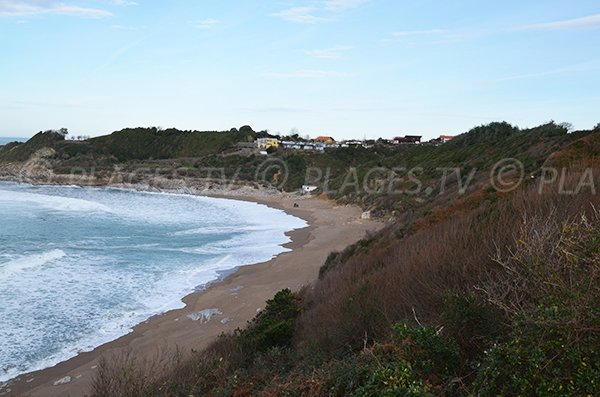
[392,29,446,37]
[110,24,136,30]
[0,0,112,17]
[496,59,600,82]
[381,28,476,46]
[305,45,353,59]
[323,0,369,11]
[272,0,369,24]
[517,13,600,30]
[195,18,218,29]
[270,6,325,24]
[106,0,137,5]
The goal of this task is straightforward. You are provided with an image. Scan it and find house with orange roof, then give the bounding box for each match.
[314,136,336,144]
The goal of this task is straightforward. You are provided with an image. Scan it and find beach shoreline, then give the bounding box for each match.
[1,180,383,397]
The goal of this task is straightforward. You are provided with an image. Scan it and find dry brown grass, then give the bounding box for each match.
[295,171,600,354]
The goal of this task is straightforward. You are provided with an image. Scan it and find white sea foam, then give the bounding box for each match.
[0,250,66,281]
[0,182,307,384]
[169,224,275,236]
[0,190,112,213]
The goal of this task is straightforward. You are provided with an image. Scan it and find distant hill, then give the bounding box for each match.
[0,137,28,146]
[0,122,598,217]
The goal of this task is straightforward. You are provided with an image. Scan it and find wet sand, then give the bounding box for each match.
[4,193,383,397]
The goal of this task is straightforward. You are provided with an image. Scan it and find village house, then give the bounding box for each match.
[439,135,455,143]
[429,135,456,144]
[314,136,336,145]
[256,137,280,149]
[343,140,364,147]
[281,141,304,150]
[393,135,422,145]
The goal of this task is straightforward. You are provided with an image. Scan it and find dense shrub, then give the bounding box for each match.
[238,288,301,353]
[474,214,600,396]
[440,293,506,361]
[320,323,458,396]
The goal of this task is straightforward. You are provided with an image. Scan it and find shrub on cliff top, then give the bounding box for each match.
[238,288,302,354]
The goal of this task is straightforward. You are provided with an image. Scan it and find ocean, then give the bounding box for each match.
[0,182,306,383]
[0,137,27,145]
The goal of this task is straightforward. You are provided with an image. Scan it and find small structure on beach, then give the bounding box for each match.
[302,185,319,195]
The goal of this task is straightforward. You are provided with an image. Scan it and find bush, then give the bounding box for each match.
[323,323,459,396]
[440,293,506,360]
[353,361,433,397]
[391,323,460,380]
[474,213,600,396]
[475,326,600,397]
[238,289,301,353]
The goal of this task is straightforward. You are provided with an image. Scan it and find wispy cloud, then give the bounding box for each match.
[270,7,325,24]
[0,0,112,18]
[92,36,147,73]
[392,29,446,37]
[264,69,350,78]
[496,60,600,82]
[195,18,218,29]
[110,24,136,30]
[305,45,353,59]
[381,28,472,45]
[323,0,369,11]
[271,0,369,24]
[517,13,600,31]
[247,106,312,113]
[106,0,137,5]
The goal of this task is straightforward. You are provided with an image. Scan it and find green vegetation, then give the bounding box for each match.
[237,289,302,354]
[474,215,600,396]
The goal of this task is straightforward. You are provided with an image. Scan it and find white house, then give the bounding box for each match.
[302,185,319,194]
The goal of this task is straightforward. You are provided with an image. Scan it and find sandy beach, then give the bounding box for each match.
[3,191,383,397]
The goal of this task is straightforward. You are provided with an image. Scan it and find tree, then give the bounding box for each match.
[594,123,600,131]
[559,122,574,132]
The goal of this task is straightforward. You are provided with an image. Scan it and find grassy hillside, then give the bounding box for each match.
[81,123,600,396]
[1,121,594,219]
[0,125,260,164]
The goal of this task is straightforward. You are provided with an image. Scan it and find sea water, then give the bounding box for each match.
[0,138,27,145]
[0,181,306,383]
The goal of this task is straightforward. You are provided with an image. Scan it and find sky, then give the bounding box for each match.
[0,0,599,140]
